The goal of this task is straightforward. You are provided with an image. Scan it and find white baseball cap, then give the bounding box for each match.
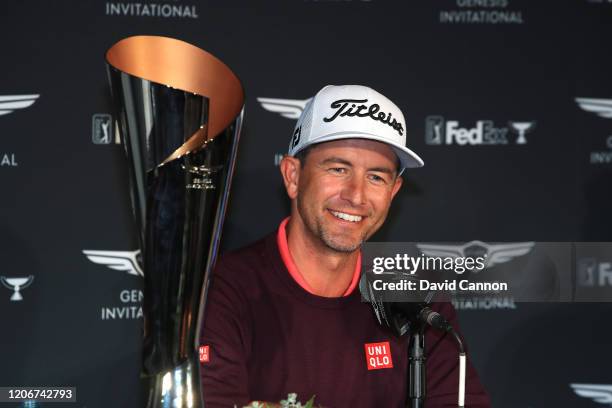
[288,84,424,171]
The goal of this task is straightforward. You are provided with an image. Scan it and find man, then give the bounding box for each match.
[200,85,490,407]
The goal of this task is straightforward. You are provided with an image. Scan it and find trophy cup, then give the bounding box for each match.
[1,276,34,301]
[106,36,244,408]
[509,121,535,145]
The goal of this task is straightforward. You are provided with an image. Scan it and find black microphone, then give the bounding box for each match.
[359,273,452,336]
[419,306,453,332]
[389,302,454,334]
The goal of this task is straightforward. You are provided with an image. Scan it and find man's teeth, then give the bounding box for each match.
[330,211,362,222]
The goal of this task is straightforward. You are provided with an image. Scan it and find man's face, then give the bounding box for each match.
[285,139,403,253]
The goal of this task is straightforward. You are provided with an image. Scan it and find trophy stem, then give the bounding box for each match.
[145,355,202,408]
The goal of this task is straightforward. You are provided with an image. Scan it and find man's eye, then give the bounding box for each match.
[368,174,387,184]
[329,167,347,174]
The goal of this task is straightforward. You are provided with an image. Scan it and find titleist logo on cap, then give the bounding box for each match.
[323,98,404,136]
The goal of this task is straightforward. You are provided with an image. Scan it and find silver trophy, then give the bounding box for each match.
[106,36,244,408]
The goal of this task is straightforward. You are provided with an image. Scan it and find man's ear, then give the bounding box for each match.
[390,174,403,199]
[280,156,300,200]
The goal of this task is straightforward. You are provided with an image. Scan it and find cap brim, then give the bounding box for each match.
[303,132,424,169]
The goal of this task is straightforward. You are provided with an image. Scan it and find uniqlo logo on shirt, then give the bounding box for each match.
[364,341,393,370]
[199,345,210,363]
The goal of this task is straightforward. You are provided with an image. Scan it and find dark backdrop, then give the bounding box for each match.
[1,1,611,407]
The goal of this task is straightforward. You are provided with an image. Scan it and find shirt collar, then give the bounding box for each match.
[276,217,361,297]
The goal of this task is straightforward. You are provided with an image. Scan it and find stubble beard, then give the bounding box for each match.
[316,216,364,253]
[305,207,371,253]
[296,194,381,254]
[312,208,390,253]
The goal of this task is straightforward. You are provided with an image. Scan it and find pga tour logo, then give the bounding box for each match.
[92,114,120,145]
[425,116,535,145]
[364,341,393,370]
[577,258,612,287]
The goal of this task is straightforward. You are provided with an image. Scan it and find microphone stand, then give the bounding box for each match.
[406,314,467,408]
[407,324,426,408]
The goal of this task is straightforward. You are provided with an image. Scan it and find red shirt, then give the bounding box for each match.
[200,229,490,407]
[276,217,361,297]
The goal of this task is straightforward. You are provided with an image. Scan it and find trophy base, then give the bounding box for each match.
[145,356,203,408]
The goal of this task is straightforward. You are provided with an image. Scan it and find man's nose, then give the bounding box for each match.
[341,175,367,206]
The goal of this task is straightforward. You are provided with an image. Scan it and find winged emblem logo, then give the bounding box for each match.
[570,383,612,405]
[82,249,143,277]
[416,241,535,270]
[575,98,612,119]
[257,97,311,120]
[0,94,40,116]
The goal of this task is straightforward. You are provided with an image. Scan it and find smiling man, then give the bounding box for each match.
[200,85,490,407]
